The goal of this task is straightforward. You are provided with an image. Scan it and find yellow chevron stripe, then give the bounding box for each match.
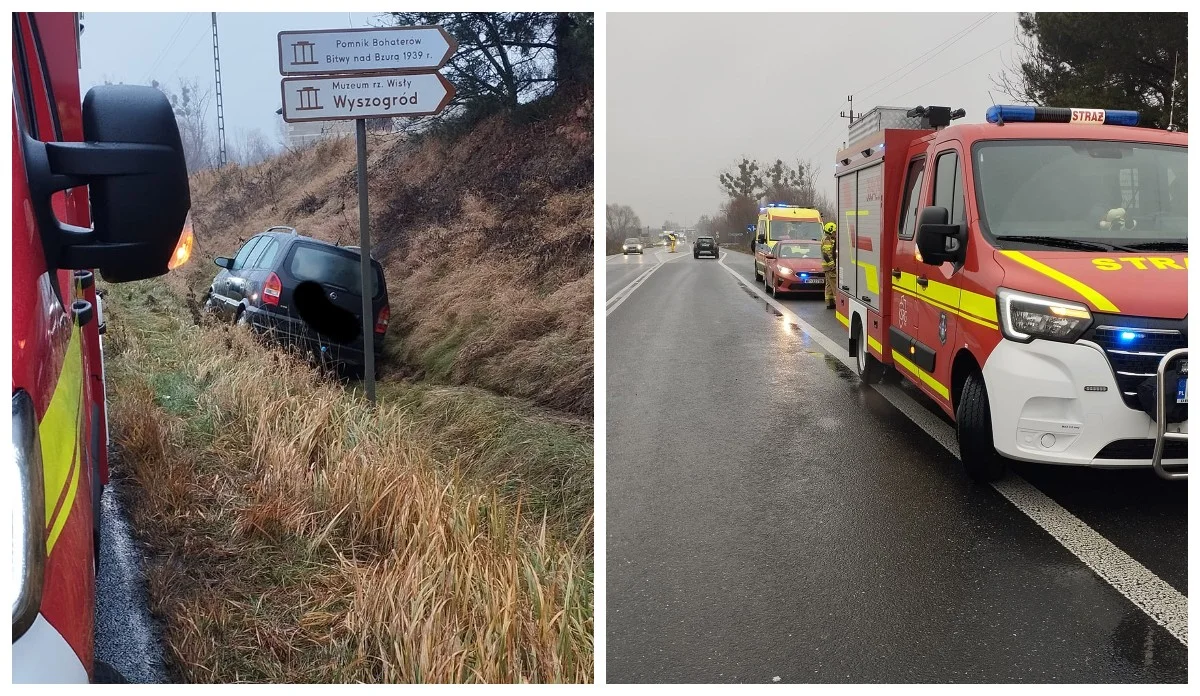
[856,260,880,294]
[1000,250,1120,312]
[42,326,84,555]
[868,335,882,355]
[836,310,850,328]
[892,349,950,401]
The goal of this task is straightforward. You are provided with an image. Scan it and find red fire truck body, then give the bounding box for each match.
[13,11,192,682]
[833,105,1187,481]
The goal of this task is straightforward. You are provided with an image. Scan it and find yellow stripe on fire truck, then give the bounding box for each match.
[41,326,84,556]
[891,272,999,330]
[999,251,1120,313]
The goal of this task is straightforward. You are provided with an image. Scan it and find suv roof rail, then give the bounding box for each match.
[266,225,298,235]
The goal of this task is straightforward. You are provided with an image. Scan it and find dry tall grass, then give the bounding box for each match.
[105,285,592,683]
[172,92,594,415]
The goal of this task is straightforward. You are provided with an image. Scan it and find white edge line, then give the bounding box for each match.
[606,250,688,316]
[717,250,1189,646]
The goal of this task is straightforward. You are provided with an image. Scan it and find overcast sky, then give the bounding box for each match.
[80,12,391,148]
[607,12,1022,228]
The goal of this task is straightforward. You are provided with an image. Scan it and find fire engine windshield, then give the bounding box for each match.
[973,140,1187,248]
[770,220,824,240]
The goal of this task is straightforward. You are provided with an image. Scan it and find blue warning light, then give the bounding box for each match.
[1118,331,1143,343]
[985,105,1140,127]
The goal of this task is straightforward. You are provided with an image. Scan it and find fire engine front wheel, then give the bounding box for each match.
[956,371,1008,482]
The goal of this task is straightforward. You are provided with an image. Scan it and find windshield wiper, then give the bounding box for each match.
[1121,241,1188,251]
[994,235,1138,252]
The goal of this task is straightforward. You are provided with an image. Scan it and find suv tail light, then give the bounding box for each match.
[262,272,282,306]
[375,305,390,334]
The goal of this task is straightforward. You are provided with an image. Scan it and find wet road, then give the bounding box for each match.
[95,475,170,683]
[607,247,679,300]
[606,246,1187,683]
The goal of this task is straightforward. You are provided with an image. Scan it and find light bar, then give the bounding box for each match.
[985,105,1139,127]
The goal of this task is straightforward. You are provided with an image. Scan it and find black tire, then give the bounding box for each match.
[853,319,884,384]
[235,307,249,327]
[754,266,763,282]
[956,371,1007,481]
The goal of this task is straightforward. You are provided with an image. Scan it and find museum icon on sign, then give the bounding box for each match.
[289,40,318,66]
[295,86,322,111]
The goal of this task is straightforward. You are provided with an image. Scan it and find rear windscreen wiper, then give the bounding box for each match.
[1121,241,1188,251]
[995,235,1138,252]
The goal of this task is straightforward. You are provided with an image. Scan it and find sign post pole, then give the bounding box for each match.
[355,117,375,404]
[278,24,456,405]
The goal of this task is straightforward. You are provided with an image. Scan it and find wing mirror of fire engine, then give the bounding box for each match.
[215,256,233,269]
[22,85,190,283]
[915,206,966,266]
[756,234,767,244]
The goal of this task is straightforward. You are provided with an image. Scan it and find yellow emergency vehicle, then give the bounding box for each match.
[753,204,824,282]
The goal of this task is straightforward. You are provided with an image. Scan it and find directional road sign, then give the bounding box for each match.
[278,26,457,76]
[280,72,455,123]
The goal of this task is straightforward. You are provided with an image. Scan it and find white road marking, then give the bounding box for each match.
[606,249,688,316]
[716,251,1189,646]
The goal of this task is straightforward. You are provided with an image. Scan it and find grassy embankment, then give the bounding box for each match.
[104,94,594,682]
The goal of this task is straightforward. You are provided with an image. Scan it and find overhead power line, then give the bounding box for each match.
[851,13,995,100]
[143,13,192,83]
[796,13,1002,165]
[859,13,996,104]
[885,36,1016,104]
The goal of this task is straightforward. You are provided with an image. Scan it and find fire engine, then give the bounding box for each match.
[832,104,1187,482]
[13,12,193,682]
[751,204,824,282]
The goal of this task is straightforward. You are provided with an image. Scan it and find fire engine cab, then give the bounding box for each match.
[13,12,193,682]
[833,104,1187,482]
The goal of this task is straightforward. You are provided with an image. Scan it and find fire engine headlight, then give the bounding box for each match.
[778,267,794,276]
[996,288,1092,343]
[12,391,46,641]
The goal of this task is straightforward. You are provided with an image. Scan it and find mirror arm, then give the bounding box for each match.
[46,141,178,177]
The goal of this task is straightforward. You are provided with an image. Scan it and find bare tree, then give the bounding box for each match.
[151,77,216,172]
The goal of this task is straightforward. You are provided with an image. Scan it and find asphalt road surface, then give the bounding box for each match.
[606,244,1187,684]
[95,474,170,683]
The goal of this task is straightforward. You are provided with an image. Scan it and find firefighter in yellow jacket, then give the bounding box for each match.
[821,221,837,309]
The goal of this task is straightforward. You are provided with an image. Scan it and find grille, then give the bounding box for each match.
[1095,438,1188,460]
[1082,321,1187,411]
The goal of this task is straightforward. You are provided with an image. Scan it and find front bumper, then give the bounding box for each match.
[12,614,90,683]
[982,338,1187,468]
[622,247,643,254]
[773,273,825,292]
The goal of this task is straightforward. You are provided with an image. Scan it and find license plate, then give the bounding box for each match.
[1178,377,1188,404]
[804,277,825,284]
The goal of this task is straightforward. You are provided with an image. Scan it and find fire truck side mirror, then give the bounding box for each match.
[915,206,966,266]
[24,85,190,283]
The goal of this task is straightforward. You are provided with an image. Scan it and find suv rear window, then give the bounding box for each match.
[288,244,383,297]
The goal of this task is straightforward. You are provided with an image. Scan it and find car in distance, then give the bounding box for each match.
[763,238,825,297]
[694,235,719,259]
[622,238,644,254]
[205,226,389,376]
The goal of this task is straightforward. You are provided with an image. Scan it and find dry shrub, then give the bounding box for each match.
[106,290,592,683]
